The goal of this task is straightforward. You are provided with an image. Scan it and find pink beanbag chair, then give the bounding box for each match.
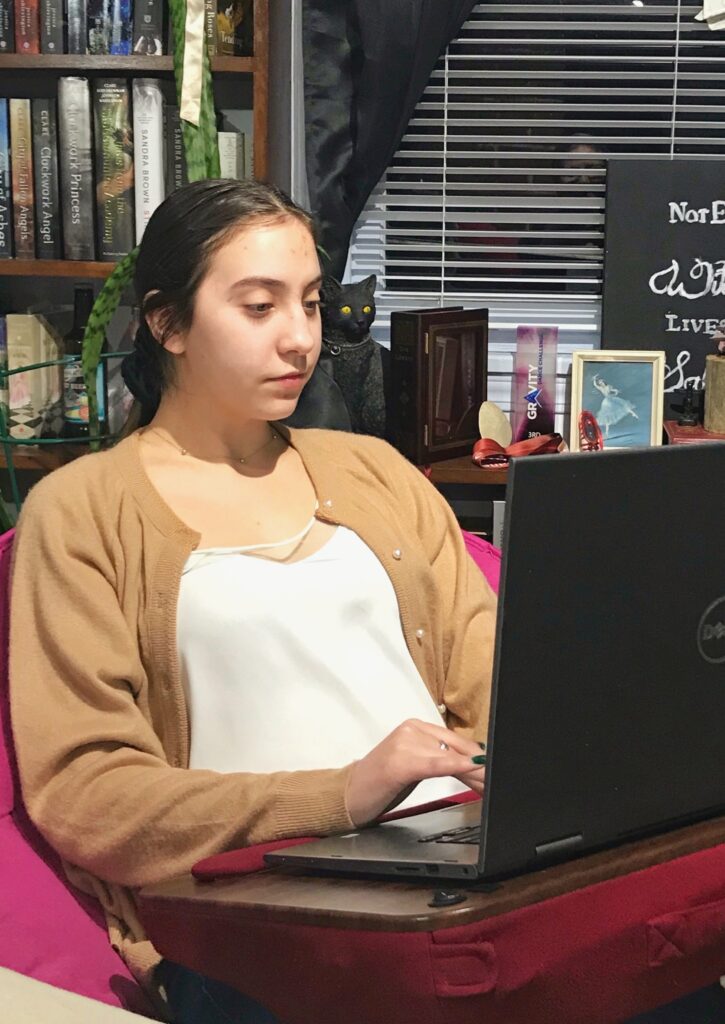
[0,529,152,1015]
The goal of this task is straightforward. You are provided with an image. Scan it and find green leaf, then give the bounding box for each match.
[82,248,138,450]
[168,0,221,180]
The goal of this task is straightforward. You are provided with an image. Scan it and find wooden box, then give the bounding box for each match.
[390,307,488,464]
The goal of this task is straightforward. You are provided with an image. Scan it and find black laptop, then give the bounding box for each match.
[265,444,725,881]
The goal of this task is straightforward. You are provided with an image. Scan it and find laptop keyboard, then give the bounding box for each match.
[418,825,481,845]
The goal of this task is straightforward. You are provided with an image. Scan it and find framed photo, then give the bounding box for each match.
[570,350,665,451]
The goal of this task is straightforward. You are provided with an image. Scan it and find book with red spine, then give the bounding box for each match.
[13,0,39,53]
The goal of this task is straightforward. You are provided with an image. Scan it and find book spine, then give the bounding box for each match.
[164,104,187,195]
[6,314,43,439]
[93,78,134,260]
[9,98,35,259]
[0,0,14,52]
[390,312,423,463]
[0,100,13,258]
[36,314,63,435]
[216,0,233,56]
[217,130,244,179]
[32,98,62,259]
[203,0,215,55]
[0,317,8,431]
[220,107,253,179]
[58,77,95,260]
[216,0,252,56]
[132,78,165,243]
[40,0,63,51]
[14,0,39,52]
[87,0,110,52]
[132,0,162,54]
[66,0,87,52]
[109,0,130,53]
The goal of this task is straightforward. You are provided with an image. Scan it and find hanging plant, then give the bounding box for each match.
[83,0,220,447]
[82,248,138,449]
[168,0,221,182]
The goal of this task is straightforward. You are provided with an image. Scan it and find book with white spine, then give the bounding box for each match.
[9,98,35,258]
[132,78,165,243]
[217,131,245,179]
[57,76,95,260]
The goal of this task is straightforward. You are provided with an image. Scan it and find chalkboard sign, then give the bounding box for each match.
[601,160,724,417]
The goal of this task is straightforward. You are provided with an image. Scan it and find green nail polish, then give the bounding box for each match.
[471,754,487,766]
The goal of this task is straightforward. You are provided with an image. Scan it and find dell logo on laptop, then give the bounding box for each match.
[697,597,725,664]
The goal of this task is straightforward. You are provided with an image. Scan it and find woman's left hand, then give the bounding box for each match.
[444,729,485,795]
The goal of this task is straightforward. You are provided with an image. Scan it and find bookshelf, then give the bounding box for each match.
[0,260,115,278]
[0,55,257,72]
[0,1,269,492]
[0,443,85,472]
[0,0,270,281]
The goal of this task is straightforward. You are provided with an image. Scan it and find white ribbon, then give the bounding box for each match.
[180,0,206,126]
[694,1,725,30]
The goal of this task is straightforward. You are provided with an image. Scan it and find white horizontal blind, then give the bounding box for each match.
[347,0,725,429]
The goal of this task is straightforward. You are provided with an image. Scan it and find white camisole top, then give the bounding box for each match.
[177,521,464,809]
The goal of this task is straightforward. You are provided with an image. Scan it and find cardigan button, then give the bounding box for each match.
[437,703,447,715]
[415,628,425,640]
[392,548,402,560]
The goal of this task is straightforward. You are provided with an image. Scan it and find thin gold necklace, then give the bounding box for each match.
[144,426,281,465]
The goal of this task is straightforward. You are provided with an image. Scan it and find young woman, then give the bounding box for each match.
[9,179,497,1023]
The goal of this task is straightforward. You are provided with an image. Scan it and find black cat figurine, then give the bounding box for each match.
[319,275,388,438]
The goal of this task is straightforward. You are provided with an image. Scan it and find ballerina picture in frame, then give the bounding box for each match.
[569,350,665,451]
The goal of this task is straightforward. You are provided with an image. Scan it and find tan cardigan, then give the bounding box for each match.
[9,426,496,987]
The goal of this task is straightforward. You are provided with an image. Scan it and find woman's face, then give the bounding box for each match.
[162,216,322,423]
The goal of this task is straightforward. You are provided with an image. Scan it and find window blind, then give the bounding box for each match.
[346,0,725,427]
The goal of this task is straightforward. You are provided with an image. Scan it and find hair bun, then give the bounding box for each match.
[120,321,163,422]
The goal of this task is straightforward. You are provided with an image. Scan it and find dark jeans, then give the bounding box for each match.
[156,960,723,1024]
[625,982,725,1023]
[156,960,281,1024]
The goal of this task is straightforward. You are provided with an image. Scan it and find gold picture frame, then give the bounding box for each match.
[570,350,666,452]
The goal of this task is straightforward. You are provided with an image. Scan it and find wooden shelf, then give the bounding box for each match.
[0,259,116,278]
[426,456,508,487]
[4,450,509,481]
[0,443,92,472]
[0,54,255,74]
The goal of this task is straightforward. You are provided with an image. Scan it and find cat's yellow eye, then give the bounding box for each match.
[362,305,372,314]
[341,305,352,315]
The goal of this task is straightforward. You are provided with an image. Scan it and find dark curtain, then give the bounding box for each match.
[303,0,476,279]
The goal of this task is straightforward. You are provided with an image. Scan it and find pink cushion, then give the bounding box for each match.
[461,530,501,593]
[0,816,150,1011]
[0,529,152,1015]
[0,531,14,819]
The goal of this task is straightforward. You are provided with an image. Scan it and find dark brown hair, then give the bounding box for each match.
[121,178,316,428]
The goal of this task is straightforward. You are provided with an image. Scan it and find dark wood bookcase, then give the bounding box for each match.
[0,0,269,475]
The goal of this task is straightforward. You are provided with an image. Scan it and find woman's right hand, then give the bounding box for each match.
[345,718,485,827]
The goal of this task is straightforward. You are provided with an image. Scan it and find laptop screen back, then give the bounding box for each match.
[478,444,725,879]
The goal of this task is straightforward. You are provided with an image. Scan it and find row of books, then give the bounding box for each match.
[0,0,252,56]
[0,313,64,439]
[0,307,136,440]
[0,78,249,262]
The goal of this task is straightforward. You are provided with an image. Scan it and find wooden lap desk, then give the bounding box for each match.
[139,814,725,1024]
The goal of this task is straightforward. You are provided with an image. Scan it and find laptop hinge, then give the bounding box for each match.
[535,834,583,861]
